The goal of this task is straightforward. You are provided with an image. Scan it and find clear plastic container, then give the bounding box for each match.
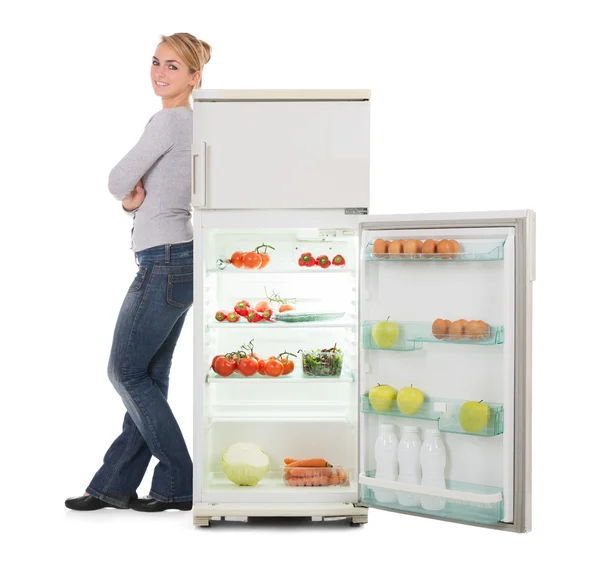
[300,348,344,377]
[282,464,350,487]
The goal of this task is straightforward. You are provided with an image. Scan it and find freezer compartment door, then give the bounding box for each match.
[191,100,369,210]
[357,210,534,533]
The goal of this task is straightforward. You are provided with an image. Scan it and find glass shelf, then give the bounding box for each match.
[359,471,503,525]
[362,321,504,349]
[363,241,504,262]
[206,267,355,275]
[361,394,504,437]
[207,318,355,329]
[206,371,356,383]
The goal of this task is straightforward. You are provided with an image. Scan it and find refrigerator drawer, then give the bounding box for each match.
[192,101,369,209]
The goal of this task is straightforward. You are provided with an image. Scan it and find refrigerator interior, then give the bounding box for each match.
[199,225,361,504]
[358,226,515,527]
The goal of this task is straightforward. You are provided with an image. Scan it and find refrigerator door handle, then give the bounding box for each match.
[527,210,536,282]
[192,142,207,207]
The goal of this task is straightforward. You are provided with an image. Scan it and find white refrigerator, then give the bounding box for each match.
[190,89,535,533]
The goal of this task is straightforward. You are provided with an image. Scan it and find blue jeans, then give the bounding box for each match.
[86,241,194,508]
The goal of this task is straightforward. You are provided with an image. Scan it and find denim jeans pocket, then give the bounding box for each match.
[128,266,149,293]
[166,269,194,308]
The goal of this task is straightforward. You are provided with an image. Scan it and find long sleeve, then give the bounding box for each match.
[108,111,178,201]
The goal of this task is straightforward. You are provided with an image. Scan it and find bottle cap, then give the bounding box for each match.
[403,426,419,433]
[379,423,395,432]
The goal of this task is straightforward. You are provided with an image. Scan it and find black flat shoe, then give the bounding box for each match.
[130,497,192,512]
[65,493,137,511]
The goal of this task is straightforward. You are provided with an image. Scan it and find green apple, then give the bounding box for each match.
[372,317,400,348]
[368,384,397,411]
[396,385,425,415]
[459,400,490,433]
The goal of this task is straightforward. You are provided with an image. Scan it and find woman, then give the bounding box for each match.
[65,33,212,512]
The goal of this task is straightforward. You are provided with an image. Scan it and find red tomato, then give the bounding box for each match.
[243,251,262,269]
[211,355,223,371]
[231,251,244,269]
[257,359,266,375]
[265,358,284,377]
[246,309,263,322]
[280,358,295,375]
[227,312,240,322]
[258,253,270,268]
[237,357,259,377]
[214,356,236,377]
[262,308,274,320]
[215,310,228,322]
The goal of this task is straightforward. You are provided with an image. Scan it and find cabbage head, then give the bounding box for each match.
[221,442,270,486]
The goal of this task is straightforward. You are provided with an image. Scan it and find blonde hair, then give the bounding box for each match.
[160,33,212,90]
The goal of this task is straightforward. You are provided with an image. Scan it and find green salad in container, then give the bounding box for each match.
[300,344,343,377]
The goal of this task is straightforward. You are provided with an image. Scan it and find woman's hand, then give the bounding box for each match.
[122,179,146,212]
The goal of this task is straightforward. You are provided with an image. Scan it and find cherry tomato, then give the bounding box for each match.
[242,251,262,269]
[214,356,236,377]
[231,251,245,269]
[237,357,259,377]
[265,358,284,377]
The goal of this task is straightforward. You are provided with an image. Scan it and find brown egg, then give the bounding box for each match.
[403,239,419,254]
[436,240,453,259]
[388,240,403,257]
[432,318,450,339]
[422,239,436,258]
[449,319,468,340]
[416,240,424,253]
[449,239,460,259]
[373,238,387,258]
[465,320,489,340]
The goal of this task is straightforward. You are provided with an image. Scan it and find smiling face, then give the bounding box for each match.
[151,42,201,106]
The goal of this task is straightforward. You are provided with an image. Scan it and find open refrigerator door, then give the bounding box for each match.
[357,210,534,533]
[192,209,368,527]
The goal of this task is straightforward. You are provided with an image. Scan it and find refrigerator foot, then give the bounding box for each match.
[351,516,368,526]
[194,517,211,527]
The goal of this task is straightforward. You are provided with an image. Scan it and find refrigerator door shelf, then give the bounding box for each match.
[360,395,504,437]
[206,266,356,275]
[363,240,505,262]
[362,321,504,349]
[359,471,503,526]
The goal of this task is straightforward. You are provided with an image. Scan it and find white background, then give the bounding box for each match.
[1,0,597,570]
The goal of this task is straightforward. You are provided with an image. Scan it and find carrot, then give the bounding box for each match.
[283,458,297,465]
[286,458,331,468]
[288,475,331,487]
[290,467,333,478]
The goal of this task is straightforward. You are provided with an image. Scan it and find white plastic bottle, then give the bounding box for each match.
[396,426,421,506]
[420,428,447,511]
[373,423,398,503]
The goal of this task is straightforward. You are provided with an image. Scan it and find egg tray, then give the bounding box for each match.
[360,394,504,437]
[363,241,504,262]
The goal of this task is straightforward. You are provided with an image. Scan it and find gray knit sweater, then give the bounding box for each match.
[108,107,193,252]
